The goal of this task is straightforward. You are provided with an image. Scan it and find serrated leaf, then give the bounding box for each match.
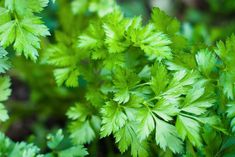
[100,101,127,137]
[227,103,235,132]
[128,23,172,60]
[47,129,64,149]
[137,108,155,141]
[45,45,76,67]
[176,115,202,147]
[150,62,169,96]
[182,80,215,115]
[103,24,127,53]
[155,118,183,153]
[5,0,49,15]
[0,1,50,61]
[67,103,90,121]
[114,88,130,104]
[113,68,140,104]
[54,67,79,87]
[69,120,96,144]
[114,122,149,157]
[215,35,235,100]
[219,71,235,100]
[78,23,104,50]
[151,7,180,35]
[153,98,179,122]
[196,49,216,76]
[0,77,11,102]
[0,47,10,73]
[0,103,9,121]
[0,20,16,47]
[58,145,88,157]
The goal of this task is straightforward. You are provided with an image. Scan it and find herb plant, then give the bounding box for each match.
[0,0,235,156]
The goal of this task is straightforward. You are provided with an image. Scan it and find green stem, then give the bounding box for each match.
[146,96,160,103]
[132,82,150,89]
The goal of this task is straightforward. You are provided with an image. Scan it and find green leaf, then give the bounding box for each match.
[78,23,104,50]
[113,68,140,104]
[150,62,169,96]
[67,102,100,144]
[114,123,132,153]
[0,7,11,26]
[13,17,50,61]
[67,103,90,121]
[151,7,180,35]
[5,0,49,15]
[176,115,202,147]
[0,1,50,61]
[0,103,9,121]
[103,53,125,69]
[85,88,105,107]
[102,11,129,53]
[58,145,88,157]
[128,23,172,60]
[166,52,196,71]
[219,71,235,100]
[196,49,217,76]
[47,129,64,149]
[215,35,235,99]
[9,142,41,157]
[114,88,130,104]
[182,80,215,115]
[114,122,149,157]
[54,67,79,87]
[153,98,179,122]
[0,77,11,102]
[155,118,183,153]
[79,34,101,50]
[215,35,235,65]
[0,20,16,48]
[45,44,76,67]
[158,70,198,104]
[136,103,182,153]
[100,101,127,137]
[136,108,155,141]
[0,47,10,73]
[0,47,7,58]
[0,132,12,155]
[69,120,96,144]
[226,103,235,132]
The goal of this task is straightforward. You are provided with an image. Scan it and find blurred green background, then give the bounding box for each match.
[3,0,235,155]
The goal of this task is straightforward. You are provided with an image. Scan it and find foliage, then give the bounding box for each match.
[0,0,235,157]
[0,47,11,122]
[0,129,88,157]
[0,0,50,61]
